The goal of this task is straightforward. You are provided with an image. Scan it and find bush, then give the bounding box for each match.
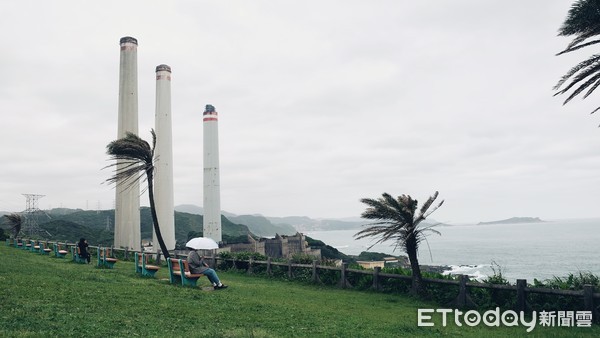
[528,272,600,312]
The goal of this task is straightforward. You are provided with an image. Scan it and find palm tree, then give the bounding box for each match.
[354,191,443,295]
[3,213,22,238]
[554,0,600,116]
[104,130,170,259]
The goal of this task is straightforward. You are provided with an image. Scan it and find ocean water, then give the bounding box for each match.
[306,218,600,282]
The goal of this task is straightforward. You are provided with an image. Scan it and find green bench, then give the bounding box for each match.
[97,247,118,268]
[71,246,87,264]
[135,252,160,277]
[167,258,204,287]
[38,242,52,255]
[54,244,68,258]
[31,240,40,253]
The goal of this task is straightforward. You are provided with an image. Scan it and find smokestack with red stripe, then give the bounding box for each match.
[153,64,176,250]
[203,104,222,242]
[115,36,141,251]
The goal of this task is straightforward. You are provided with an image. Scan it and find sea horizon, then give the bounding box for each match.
[306,217,600,283]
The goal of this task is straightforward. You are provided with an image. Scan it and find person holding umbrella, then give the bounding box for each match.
[186,237,228,290]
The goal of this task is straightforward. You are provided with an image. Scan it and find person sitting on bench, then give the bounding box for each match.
[187,249,228,290]
[77,238,91,263]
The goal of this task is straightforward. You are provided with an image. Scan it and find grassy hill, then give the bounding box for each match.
[1,246,596,337]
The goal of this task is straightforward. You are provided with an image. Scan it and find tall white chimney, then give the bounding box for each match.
[115,36,141,251]
[153,64,176,250]
[203,104,222,242]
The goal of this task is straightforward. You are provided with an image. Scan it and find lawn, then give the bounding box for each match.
[0,245,597,337]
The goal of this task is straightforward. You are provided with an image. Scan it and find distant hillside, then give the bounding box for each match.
[266,216,368,231]
[175,205,297,236]
[174,204,237,218]
[227,215,296,237]
[478,217,544,225]
[3,208,253,247]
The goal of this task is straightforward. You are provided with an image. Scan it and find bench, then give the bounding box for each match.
[38,242,52,255]
[32,240,40,253]
[54,244,68,258]
[97,247,118,269]
[71,246,87,264]
[135,252,160,277]
[167,258,204,287]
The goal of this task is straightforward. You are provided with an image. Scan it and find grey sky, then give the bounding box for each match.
[1,1,598,223]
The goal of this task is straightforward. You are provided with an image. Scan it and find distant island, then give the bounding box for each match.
[477,217,544,225]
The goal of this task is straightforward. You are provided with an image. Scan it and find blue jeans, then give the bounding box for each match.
[203,268,221,285]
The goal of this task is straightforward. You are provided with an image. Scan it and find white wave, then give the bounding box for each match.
[442,264,489,282]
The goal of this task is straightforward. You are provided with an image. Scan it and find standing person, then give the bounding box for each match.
[77,238,90,263]
[187,249,228,290]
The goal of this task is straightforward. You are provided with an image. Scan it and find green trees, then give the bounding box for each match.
[554,0,600,115]
[104,130,170,259]
[354,192,443,295]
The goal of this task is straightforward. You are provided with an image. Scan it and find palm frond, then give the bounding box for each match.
[103,130,156,189]
[556,38,600,56]
[554,54,600,91]
[3,213,22,237]
[558,1,600,37]
[555,1,600,116]
[561,70,600,105]
[561,27,600,52]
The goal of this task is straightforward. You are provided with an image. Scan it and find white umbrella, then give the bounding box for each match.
[186,237,219,250]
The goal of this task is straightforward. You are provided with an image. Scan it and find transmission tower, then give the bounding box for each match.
[22,194,51,237]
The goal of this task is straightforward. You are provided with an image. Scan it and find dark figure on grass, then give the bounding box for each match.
[187,249,228,290]
[78,238,91,263]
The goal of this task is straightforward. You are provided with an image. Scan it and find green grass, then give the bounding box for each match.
[1,245,598,337]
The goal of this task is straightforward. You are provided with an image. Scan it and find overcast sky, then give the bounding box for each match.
[1,1,599,223]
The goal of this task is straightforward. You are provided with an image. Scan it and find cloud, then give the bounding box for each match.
[0,1,598,223]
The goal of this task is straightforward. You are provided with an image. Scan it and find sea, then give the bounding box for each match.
[305,218,600,283]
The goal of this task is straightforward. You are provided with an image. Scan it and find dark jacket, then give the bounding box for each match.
[187,250,209,274]
[77,241,89,258]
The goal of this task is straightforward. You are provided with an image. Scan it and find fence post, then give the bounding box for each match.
[248,257,253,275]
[124,248,129,261]
[266,257,272,276]
[516,279,527,312]
[311,260,322,284]
[456,275,468,308]
[338,262,348,288]
[451,274,476,309]
[288,259,293,279]
[156,251,162,265]
[373,267,381,291]
[583,284,597,322]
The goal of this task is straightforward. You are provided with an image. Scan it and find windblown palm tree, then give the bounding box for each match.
[104,130,170,259]
[3,213,22,238]
[354,191,443,295]
[554,0,600,116]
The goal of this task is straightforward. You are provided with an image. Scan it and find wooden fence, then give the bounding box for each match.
[220,257,599,320]
[8,238,600,321]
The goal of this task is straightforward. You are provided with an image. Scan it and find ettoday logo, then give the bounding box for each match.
[418,308,593,332]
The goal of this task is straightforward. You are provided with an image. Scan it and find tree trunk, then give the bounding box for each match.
[146,169,170,259]
[406,233,423,296]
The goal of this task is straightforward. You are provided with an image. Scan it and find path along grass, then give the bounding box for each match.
[0,245,598,337]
